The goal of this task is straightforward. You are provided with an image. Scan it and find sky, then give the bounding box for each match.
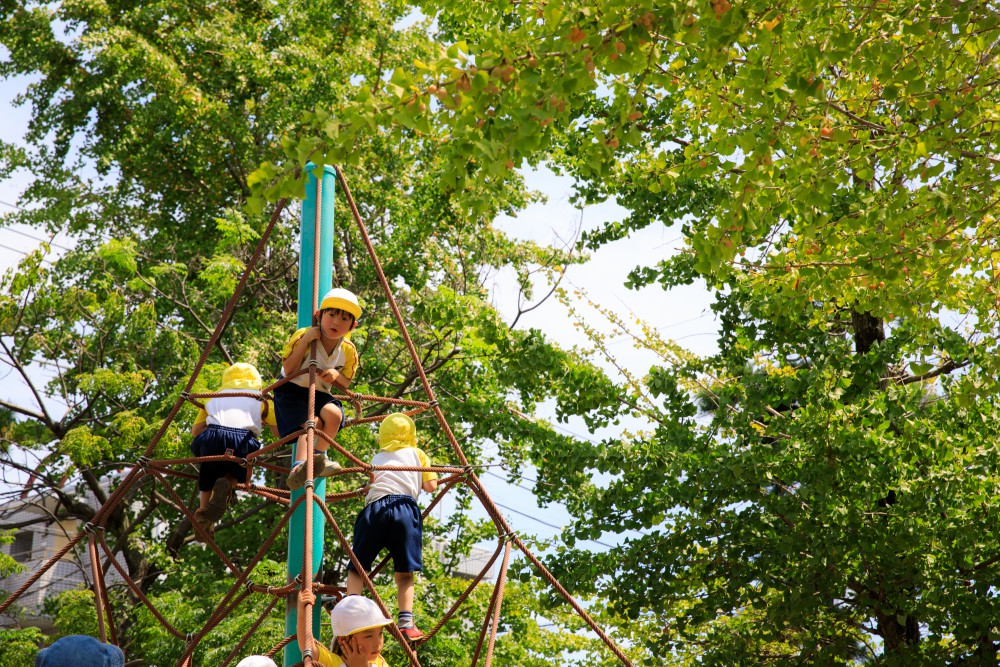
[0,71,719,553]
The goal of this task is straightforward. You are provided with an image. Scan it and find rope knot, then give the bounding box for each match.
[305,419,316,430]
[428,399,439,407]
[304,480,314,490]
[137,455,150,470]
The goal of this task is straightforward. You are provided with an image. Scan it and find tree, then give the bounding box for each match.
[250,0,1000,663]
[0,0,624,663]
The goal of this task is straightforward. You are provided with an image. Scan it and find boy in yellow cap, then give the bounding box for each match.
[274,287,361,490]
[345,413,438,640]
[190,363,279,539]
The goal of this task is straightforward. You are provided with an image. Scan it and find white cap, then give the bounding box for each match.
[330,595,392,639]
[235,657,278,667]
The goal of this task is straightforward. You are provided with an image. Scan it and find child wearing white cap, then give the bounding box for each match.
[274,288,362,490]
[297,592,392,667]
[190,362,279,539]
[235,657,278,667]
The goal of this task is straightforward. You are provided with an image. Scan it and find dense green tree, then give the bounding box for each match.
[0,0,625,664]
[252,0,1000,664]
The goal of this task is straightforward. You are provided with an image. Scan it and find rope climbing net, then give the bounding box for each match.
[0,166,634,667]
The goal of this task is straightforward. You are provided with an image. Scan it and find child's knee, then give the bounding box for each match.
[319,403,343,430]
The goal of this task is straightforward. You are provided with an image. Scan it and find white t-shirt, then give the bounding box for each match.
[365,446,436,505]
[195,390,275,436]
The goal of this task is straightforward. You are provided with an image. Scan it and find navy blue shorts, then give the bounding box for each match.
[348,495,423,573]
[191,425,260,492]
[273,382,345,438]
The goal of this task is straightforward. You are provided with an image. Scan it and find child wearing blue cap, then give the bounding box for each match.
[35,635,124,667]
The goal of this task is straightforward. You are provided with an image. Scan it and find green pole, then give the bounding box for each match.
[285,164,336,666]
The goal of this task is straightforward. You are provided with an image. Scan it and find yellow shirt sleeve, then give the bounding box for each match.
[314,643,342,667]
[416,448,438,483]
[194,407,208,425]
[281,327,311,360]
[314,642,389,666]
[339,339,359,381]
[261,400,277,426]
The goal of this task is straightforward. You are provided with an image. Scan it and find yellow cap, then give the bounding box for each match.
[320,288,362,319]
[219,363,263,391]
[379,412,416,451]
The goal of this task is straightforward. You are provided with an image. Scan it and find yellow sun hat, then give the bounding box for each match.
[319,288,362,319]
[219,363,263,391]
[378,412,417,451]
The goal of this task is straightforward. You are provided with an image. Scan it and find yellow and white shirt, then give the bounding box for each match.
[281,327,359,394]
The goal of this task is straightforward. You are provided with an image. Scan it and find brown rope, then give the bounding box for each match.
[96,531,186,640]
[337,165,634,666]
[221,593,282,667]
[423,532,508,641]
[482,540,512,667]
[470,539,512,667]
[315,496,421,666]
[5,171,636,667]
[87,532,108,644]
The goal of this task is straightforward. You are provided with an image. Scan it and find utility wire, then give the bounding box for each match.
[492,499,617,550]
[0,241,29,257]
[0,226,73,252]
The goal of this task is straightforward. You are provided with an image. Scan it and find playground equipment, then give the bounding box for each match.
[0,166,634,667]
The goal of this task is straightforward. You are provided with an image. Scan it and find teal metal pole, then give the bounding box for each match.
[285,164,336,666]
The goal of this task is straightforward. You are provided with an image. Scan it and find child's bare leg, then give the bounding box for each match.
[395,571,415,613]
[346,569,365,596]
[395,571,422,638]
[287,431,326,490]
[317,402,344,452]
[198,490,211,512]
[293,433,310,462]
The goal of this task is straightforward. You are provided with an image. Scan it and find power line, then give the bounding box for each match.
[0,241,28,257]
[492,499,617,550]
[0,226,73,252]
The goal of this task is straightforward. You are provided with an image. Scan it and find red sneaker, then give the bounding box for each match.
[400,626,424,641]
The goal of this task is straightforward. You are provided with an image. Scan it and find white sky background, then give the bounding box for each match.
[0,71,720,550]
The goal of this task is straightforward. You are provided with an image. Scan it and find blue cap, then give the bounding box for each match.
[35,635,125,667]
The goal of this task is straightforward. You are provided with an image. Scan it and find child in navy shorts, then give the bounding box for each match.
[190,363,278,539]
[345,413,438,640]
[274,288,361,490]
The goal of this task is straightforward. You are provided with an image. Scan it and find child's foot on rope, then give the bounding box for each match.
[399,625,424,641]
[192,509,215,542]
[315,457,342,478]
[287,453,326,490]
[204,477,233,522]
